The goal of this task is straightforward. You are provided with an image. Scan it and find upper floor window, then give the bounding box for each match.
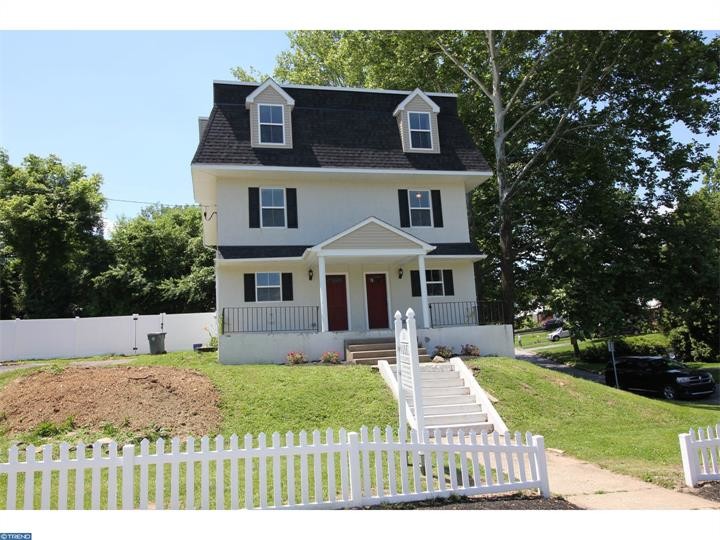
[408,112,432,149]
[256,272,282,302]
[259,104,284,144]
[261,188,286,227]
[409,189,432,227]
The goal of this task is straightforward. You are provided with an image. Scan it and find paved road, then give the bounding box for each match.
[514,348,604,383]
[515,347,719,404]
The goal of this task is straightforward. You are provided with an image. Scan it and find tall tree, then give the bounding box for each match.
[657,152,720,361]
[92,205,215,315]
[0,151,107,318]
[263,31,720,331]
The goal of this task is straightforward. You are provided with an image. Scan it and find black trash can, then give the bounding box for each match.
[147,332,167,354]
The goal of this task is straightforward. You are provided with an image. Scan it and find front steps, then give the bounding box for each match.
[382,361,495,437]
[345,339,431,365]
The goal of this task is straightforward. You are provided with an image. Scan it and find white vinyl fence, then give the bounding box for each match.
[0,426,550,510]
[0,312,216,361]
[679,424,720,487]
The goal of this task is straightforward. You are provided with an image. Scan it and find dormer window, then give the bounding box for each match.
[393,88,441,154]
[259,104,285,144]
[409,112,432,149]
[245,78,295,149]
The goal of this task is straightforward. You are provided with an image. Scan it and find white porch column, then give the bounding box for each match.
[318,255,329,332]
[417,255,431,329]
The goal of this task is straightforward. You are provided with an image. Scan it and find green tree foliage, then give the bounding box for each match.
[93,205,215,315]
[259,31,720,342]
[658,153,720,361]
[0,150,108,318]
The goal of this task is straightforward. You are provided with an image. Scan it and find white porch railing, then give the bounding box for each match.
[0,427,550,510]
[679,424,720,487]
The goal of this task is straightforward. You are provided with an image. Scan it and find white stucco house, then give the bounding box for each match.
[191,78,514,363]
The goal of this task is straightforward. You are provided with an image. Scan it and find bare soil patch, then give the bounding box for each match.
[0,365,221,437]
[367,493,580,510]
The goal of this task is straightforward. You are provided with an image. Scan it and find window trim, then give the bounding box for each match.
[259,187,287,229]
[408,188,433,228]
[425,269,445,297]
[255,271,283,303]
[257,103,285,145]
[408,111,433,150]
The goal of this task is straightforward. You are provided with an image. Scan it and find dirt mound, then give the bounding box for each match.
[0,366,221,437]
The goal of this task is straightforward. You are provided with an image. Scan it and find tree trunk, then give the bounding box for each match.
[499,195,514,327]
[571,335,581,357]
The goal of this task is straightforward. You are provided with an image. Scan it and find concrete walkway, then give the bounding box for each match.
[545,448,720,509]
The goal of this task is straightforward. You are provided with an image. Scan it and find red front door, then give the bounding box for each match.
[326,275,349,331]
[365,274,389,329]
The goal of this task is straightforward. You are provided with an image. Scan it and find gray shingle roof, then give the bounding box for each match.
[193,82,491,172]
[217,243,482,260]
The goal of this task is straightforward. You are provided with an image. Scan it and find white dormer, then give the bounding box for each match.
[393,88,441,154]
[245,78,295,149]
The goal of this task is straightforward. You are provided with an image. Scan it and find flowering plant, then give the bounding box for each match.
[320,351,341,364]
[286,351,307,364]
[460,344,480,356]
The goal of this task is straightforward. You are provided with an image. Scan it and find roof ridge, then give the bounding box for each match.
[213,79,457,98]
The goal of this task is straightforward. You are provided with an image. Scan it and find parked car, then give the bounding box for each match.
[542,318,564,330]
[547,327,570,341]
[604,356,716,400]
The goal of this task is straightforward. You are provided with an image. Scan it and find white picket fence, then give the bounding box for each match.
[0,312,216,361]
[679,424,720,487]
[0,426,550,510]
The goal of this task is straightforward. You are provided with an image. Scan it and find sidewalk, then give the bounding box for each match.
[545,448,720,509]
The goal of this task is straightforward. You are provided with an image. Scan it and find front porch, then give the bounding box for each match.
[215,217,514,363]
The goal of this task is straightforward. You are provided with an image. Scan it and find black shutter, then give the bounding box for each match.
[442,269,454,296]
[398,189,410,227]
[431,190,443,228]
[281,272,293,301]
[248,187,260,228]
[410,270,421,297]
[286,188,298,229]
[244,273,256,302]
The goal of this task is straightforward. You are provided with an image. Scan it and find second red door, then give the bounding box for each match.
[365,274,389,329]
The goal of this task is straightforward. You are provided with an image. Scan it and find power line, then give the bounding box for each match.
[105,198,196,207]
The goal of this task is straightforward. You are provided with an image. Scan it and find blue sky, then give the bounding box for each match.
[0,31,289,229]
[1,30,718,232]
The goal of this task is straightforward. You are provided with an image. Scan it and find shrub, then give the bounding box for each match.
[320,351,341,364]
[433,345,454,359]
[286,351,307,364]
[460,344,480,356]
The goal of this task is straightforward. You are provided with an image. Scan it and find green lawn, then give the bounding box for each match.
[468,357,720,488]
[514,329,570,348]
[1,351,717,505]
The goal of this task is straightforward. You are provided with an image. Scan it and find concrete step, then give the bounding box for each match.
[421,378,465,388]
[427,422,495,437]
[356,355,431,365]
[422,395,476,406]
[347,342,396,352]
[415,403,481,415]
[419,371,459,380]
[352,347,428,360]
[417,363,453,372]
[424,412,488,426]
[422,386,470,397]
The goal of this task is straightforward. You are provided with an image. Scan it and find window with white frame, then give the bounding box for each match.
[409,189,432,227]
[408,112,432,149]
[256,272,282,301]
[258,104,284,144]
[260,188,286,227]
[425,269,444,296]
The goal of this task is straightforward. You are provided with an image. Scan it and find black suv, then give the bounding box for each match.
[604,356,716,400]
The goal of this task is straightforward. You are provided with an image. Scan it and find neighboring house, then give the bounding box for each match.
[191,78,514,363]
